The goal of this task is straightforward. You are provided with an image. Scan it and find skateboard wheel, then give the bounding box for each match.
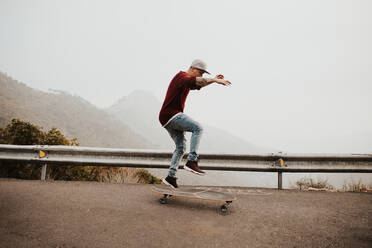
[220,205,228,213]
[160,198,167,204]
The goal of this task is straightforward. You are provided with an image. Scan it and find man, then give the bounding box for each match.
[159,59,232,188]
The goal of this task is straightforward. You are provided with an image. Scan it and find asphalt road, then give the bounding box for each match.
[0,178,371,248]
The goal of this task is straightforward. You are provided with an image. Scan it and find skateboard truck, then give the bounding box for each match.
[159,194,172,204]
[221,201,232,213]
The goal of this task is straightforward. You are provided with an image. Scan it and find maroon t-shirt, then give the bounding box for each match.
[159,71,201,126]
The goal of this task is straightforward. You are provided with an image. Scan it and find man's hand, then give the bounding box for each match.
[215,74,232,86]
[196,74,232,87]
[216,79,232,86]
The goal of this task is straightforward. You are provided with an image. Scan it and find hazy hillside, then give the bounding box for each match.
[106,90,171,148]
[106,90,272,153]
[0,71,272,153]
[0,72,152,149]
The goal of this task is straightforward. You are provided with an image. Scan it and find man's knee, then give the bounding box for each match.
[195,123,203,134]
[175,143,186,154]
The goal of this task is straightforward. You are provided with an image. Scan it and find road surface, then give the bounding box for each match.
[0,178,371,248]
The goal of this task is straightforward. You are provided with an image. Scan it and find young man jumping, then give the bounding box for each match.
[159,59,232,188]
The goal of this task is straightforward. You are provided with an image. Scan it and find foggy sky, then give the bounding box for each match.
[1,0,371,153]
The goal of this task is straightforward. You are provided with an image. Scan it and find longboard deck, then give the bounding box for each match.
[152,185,237,202]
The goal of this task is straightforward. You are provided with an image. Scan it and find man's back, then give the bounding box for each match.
[159,71,200,127]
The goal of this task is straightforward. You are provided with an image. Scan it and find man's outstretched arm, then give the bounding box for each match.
[195,74,232,88]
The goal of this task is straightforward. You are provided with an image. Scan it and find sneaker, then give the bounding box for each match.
[184,161,205,176]
[162,176,178,189]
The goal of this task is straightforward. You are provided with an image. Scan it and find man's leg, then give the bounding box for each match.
[166,113,204,175]
[165,127,186,178]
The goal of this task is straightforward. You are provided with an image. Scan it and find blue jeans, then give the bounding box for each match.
[164,113,203,177]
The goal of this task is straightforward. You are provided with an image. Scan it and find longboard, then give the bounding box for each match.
[152,185,237,213]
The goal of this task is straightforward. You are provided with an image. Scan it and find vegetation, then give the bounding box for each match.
[294,177,372,192]
[342,179,371,192]
[295,177,334,191]
[0,118,79,146]
[0,118,161,184]
[134,169,162,184]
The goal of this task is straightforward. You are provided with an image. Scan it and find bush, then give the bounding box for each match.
[0,118,161,184]
[342,179,370,192]
[0,118,78,146]
[0,119,45,145]
[0,118,80,180]
[135,169,162,184]
[295,177,334,190]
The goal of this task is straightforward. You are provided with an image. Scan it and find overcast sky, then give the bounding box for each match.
[1,0,371,153]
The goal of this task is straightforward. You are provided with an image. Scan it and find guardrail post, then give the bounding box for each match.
[278,172,282,190]
[41,164,47,180]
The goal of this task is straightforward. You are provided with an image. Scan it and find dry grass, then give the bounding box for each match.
[294,177,335,191]
[94,167,162,184]
[94,167,139,184]
[342,179,372,192]
[294,177,372,192]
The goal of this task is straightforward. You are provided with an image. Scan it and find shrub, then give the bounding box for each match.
[342,179,370,192]
[134,169,162,184]
[0,119,161,184]
[295,177,334,190]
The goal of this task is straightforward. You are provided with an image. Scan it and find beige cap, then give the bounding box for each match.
[191,59,210,74]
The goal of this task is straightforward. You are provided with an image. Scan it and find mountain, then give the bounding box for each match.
[106,90,171,148]
[0,72,152,149]
[0,71,272,153]
[106,90,272,153]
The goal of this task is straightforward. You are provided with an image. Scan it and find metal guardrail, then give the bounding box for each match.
[0,144,371,189]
